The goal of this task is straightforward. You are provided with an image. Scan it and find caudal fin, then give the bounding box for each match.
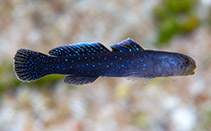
[14,49,49,82]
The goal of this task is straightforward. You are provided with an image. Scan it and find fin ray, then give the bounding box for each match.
[111,38,144,52]
[64,75,98,85]
[14,49,49,81]
[49,42,110,57]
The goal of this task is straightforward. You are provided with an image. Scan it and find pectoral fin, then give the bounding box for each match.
[64,75,98,85]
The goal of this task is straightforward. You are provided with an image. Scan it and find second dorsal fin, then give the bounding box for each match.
[111,38,144,52]
[49,42,110,57]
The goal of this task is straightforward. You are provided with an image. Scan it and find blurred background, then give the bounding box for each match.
[0,0,211,131]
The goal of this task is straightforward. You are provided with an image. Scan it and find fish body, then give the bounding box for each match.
[14,38,196,85]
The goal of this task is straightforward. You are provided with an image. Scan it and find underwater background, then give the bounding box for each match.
[0,0,211,131]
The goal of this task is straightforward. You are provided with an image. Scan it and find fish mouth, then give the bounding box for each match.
[185,70,195,75]
[185,64,197,76]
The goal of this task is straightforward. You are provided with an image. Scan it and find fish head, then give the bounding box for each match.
[153,51,196,77]
[179,54,196,76]
[166,53,197,76]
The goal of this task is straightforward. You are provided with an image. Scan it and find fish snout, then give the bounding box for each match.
[184,58,197,76]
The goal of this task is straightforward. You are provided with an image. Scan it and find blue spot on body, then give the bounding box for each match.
[143,64,146,67]
[104,57,107,60]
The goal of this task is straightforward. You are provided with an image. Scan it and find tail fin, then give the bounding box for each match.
[14,49,49,82]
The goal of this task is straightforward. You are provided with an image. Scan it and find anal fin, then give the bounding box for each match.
[64,75,98,85]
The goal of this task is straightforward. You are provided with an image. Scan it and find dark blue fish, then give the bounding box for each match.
[14,38,196,85]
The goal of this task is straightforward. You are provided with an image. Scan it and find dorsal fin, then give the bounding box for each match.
[49,42,110,57]
[111,38,144,52]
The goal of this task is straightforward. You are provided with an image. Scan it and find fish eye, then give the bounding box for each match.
[182,58,189,66]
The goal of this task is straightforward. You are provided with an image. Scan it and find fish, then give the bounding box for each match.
[13,38,196,85]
